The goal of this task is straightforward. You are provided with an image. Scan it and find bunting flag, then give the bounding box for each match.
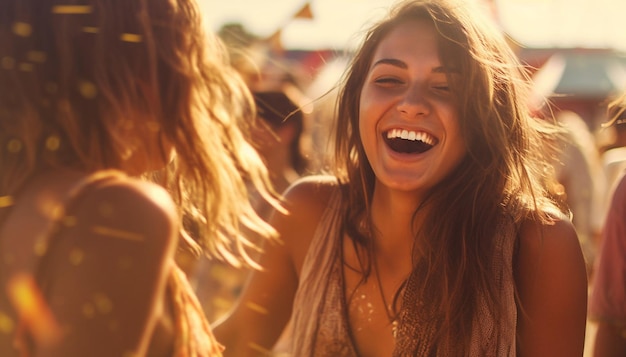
[266,28,283,53]
[263,2,313,52]
[293,2,313,19]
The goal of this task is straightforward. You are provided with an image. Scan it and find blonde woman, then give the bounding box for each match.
[0,0,276,356]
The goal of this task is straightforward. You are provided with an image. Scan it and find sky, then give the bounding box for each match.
[199,0,626,52]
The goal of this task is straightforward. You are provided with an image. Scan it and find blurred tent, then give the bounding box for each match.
[529,49,626,124]
[532,50,626,100]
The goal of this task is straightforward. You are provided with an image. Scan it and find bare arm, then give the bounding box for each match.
[515,215,588,357]
[36,180,178,357]
[213,176,336,356]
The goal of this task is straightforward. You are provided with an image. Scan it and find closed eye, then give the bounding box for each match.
[374,77,404,86]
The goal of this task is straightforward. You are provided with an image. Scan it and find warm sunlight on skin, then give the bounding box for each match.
[201,0,626,51]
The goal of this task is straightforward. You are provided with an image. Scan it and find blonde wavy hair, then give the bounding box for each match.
[0,0,278,267]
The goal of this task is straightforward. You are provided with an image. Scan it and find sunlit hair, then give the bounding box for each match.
[0,0,278,268]
[605,91,626,127]
[333,0,564,353]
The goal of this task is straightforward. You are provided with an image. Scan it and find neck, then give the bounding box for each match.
[369,185,424,267]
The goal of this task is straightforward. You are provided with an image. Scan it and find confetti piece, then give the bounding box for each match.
[245,302,268,315]
[18,63,34,72]
[98,203,113,217]
[52,5,93,14]
[93,293,113,314]
[0,311,15,334]
[45,135,61,151]
[7,139,22,153]
[92,226,144,242]
[6,274,61,345]
[33,240,48,257]
[1,57,15,70]
[69,248,84,266]
[45,82,58,94]
[0,196,14,208]
[82,303,95,318]
[120,33,142,43]
[82,27,99,34]
[78,80,98,99]
[27,51,47,63]
[61,215,77,227]
[117,256,133,270]
[12,22,32,37]
[248,342,272,355]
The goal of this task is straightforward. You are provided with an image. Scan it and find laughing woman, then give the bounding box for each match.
[213,0,588,356]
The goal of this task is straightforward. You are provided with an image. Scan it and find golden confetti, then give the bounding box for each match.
[82,303,95,318]
[78,80,98,99]
[18,63,34,72]
[45,82,58,94]
[245,302,268,315]
[98,203,113,217]
[45,135,61,151]
[146,121,161,132]
[117,256,133,270]
[0,196,14,208]
[92,226,144,242]
[61,215,77,227]
[27,51,47,63]
[0,311,15,334]
[93,293,113,314]
[1,57,15,70]
[69,248,84,266]
[212,297,232,310]
[120,33,142,43]
[52,5,93,14]
[82,27,99,34]
[12,22,32,37]
[33,239,48,256]
[7,139,22,153]
[7,274,61,345]
[248,342,272,355]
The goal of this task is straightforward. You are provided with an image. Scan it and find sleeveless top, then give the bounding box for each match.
[1,170,222,357]
[289,188,518,356]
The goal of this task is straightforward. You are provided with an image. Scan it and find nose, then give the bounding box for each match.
[396,85,430,118]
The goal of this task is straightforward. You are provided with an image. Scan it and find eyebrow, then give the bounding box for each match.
[372,58,450,73]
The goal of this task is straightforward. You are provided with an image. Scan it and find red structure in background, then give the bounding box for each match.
[517,47,626,129]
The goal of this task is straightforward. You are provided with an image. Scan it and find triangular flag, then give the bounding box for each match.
[293,2,313,19]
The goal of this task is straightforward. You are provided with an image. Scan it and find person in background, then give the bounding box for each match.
[213,0,588,356]
[194,90,307,323]
[251,90,308,217]
[0,0,277,356]
[589,92,626,357]
[550,110,606,276]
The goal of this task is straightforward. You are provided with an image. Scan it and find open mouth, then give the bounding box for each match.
[384,129,437,154]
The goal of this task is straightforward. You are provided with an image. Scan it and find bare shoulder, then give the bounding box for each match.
[281,174,340,210]
[270,175,340,272]
[515,211,588,356]
[69,175,178,250]
[516,211,584,274]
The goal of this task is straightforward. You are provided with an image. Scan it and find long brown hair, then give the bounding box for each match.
[333,0,564,353]
[0,0,277,267]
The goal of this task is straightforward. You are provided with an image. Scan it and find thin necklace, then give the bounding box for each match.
[372,256,399,339]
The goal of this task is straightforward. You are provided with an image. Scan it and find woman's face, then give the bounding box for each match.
[359,19,466,198]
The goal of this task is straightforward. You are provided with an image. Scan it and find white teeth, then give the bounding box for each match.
[386,129,436,145]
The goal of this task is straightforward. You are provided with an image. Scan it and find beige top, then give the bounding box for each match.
[289,187,518,356]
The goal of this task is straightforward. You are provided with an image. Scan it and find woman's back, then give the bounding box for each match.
[0,169,179,356]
